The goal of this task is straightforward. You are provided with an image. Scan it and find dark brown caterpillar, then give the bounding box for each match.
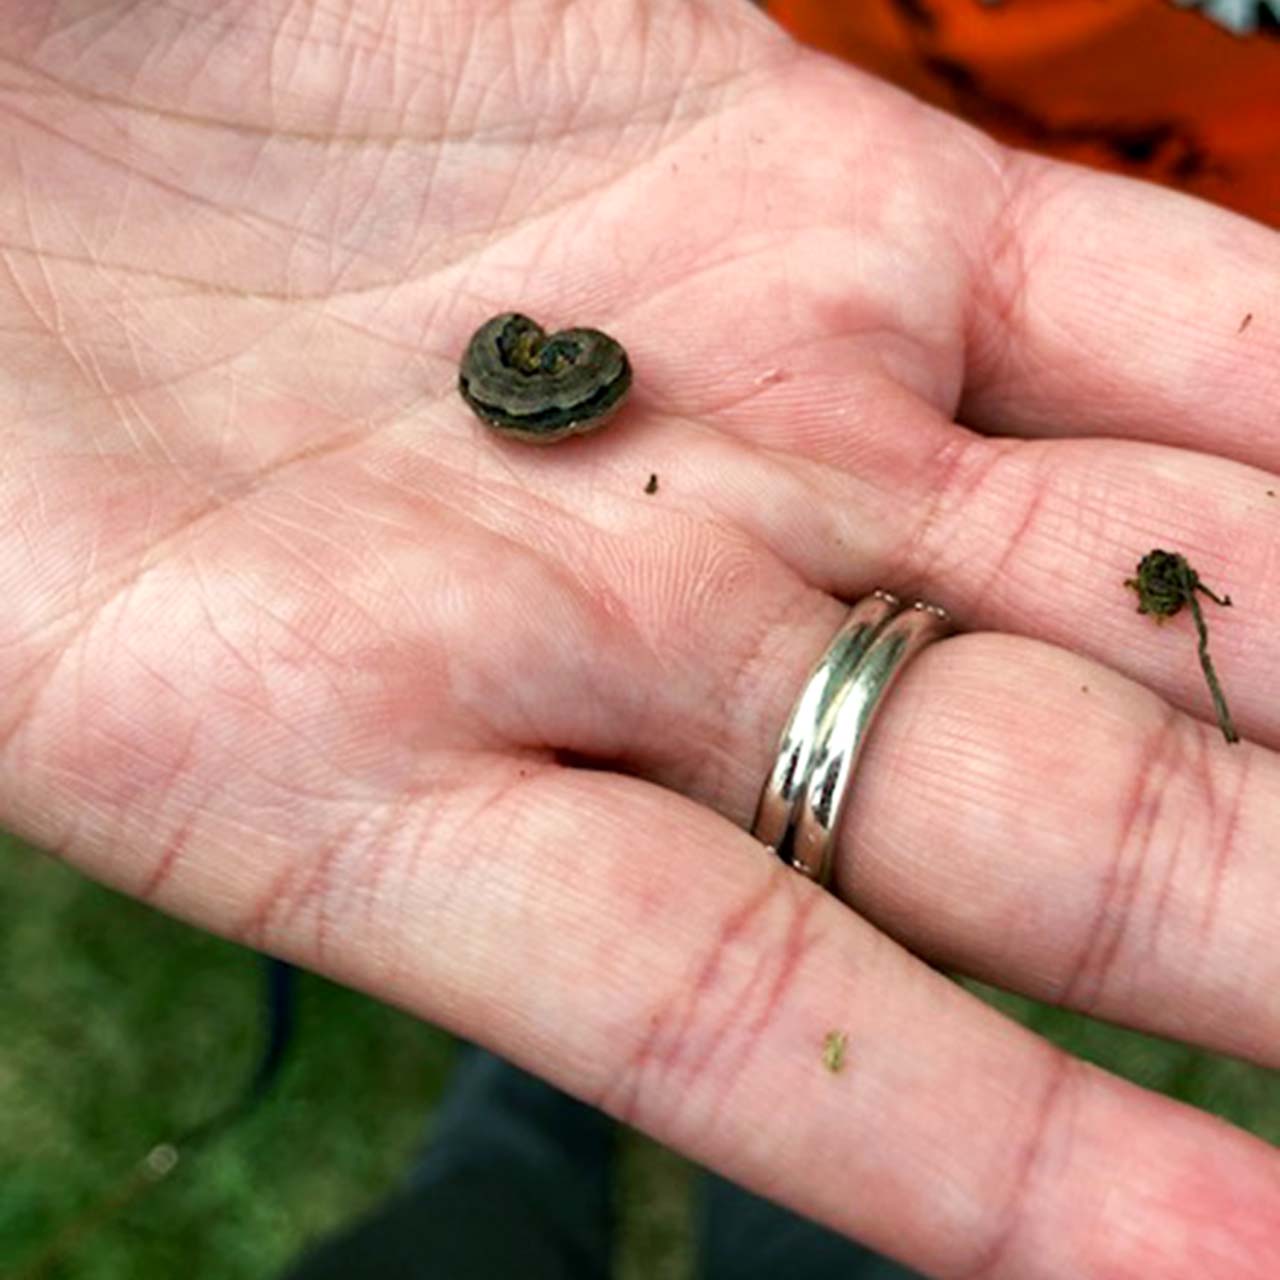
[458,312,632,443]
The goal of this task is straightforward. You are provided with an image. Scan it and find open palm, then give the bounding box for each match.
[3,2,1279,1275]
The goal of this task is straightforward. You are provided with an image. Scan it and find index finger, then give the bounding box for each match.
[297,768,1280,1279]
[22,750,1278,1280]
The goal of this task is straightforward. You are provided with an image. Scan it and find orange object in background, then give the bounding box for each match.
[764,0,1279,226]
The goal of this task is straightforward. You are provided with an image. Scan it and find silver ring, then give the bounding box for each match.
[753,595,951,888]
[750,591,901,857]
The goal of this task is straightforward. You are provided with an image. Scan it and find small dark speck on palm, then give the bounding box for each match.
[1125,549,1239,744]
[644,473,659,494]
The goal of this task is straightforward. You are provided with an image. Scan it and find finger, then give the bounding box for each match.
[660,381,1280,751]
[960,154,1280,472]
[830,632,1280,1068]
[360,771,1280,1280]
[891,429,1279,746]
[612,403,1280,761]
[11,747,1280,1280]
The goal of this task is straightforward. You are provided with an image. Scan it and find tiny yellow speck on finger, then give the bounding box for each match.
[822,1030,847,1074]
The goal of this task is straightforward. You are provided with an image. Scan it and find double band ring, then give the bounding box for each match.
[752,592,952,889]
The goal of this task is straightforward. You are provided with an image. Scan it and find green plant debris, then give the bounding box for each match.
[1125,549,1239,744]
[821,1030,847,1074]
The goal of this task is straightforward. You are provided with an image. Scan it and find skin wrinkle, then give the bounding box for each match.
[53,715,182,843]
[369,451,610,597]
[0,13,798,304]
[1196,735,1251,947]
[92,352,160,466]
[1,103,298,266]
[112,361,187,483]
[418,759,558,920]
[0,585,73,752]
[3,384,414,690]
[0,617,92,766]
[190,598,356,751]
[617,230,866,377]
[5,498,253,724]
[27,504,458,894]
[233,788,420,960]
[973,447,1052,606]
[245,502,405,609]
[605,866,821,1132]
[194,578,275,692]
[895,428,1013,595]
[0,24,756,146]
[272,804,386,965]
[240,709,475,840]
[708,574,821,824]
[137,808,196,900]
[316,506,429,649]
[338,478,642,750]
[1060,708,1185,1013]
[303,759,573,996]
[8,169,65,338]
[240,840,317,950]
[610,873,771,1118]
[0,240,245,302]
[957,1052,1080,1280]
[356,787,427,993]
[958,146,1039,412]
[710,879,824,1115]
[0,106,413,297]
[31,0,350,93]
[88,682,205,900]
[0,107,732,306]
[313,762,483,962]
[39,740,291,874]
[1120,715,1246,1005]
[1146,735,1197,982]
[354,791,451,961]
[108,283,243,415]
[583,544,748,780]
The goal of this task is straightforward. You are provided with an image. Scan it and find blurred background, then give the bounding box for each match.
[2,834,696,1279]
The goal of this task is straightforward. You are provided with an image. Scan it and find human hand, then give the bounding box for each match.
[2,2,1278,1275]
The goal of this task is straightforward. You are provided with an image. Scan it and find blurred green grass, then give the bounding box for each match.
[0,836,695,1279]
[2,832,1275,1279]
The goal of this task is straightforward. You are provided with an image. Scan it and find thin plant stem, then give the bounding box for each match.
[1177,560,1239,742]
